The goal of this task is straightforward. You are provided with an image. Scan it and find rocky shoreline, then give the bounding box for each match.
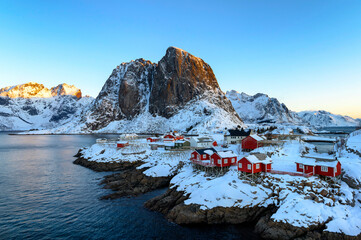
[73,149,172,199]
[145,188,359,240]
[73,149,360,240]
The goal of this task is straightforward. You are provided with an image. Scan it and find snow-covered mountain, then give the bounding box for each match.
[297,110,360,128]
[226,90,302,124]
[0,82,82,99]
[0,83,92,131]
[44,47,243,134]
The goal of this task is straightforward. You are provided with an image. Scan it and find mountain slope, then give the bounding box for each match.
[50,47,243,134]
[0,83,92,131]
[297,110,360,127]
[226,90,302,124]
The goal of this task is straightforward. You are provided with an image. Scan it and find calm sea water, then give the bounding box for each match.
[0,132,259,240]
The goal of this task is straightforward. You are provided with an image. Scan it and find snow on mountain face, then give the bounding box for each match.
[226,90,302,124]
[76,46,242,133]
[297,110,360,127]
[0,82,82,99]
[0,82,92,131]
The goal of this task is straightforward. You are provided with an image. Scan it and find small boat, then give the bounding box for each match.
[96,138,107,143]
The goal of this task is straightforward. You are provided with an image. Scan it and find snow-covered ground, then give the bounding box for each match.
[81,134,361,236]
[347,132,361,152]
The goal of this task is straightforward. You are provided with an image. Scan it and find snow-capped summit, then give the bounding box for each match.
[51,83,82,98]
[0,82,91,131]
[0,82,82,99]
[297,110,360,127]
[226,90,302,124]
[78,46,242,133]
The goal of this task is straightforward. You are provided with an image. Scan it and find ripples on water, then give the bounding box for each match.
[0,133,259,239]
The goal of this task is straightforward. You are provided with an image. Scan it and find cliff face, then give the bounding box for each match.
[85,47,242,133]
[149,47,224,118]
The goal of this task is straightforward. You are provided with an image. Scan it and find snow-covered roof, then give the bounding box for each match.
[295,158,317,166]
[316,160,339,168]
[195,148,217,155]
[117,141,128,144]
[296,157,339,168]
[250,134,265,141]
[217,151,237,158]
[245,153,272,164]
[191,136,214,142]
[204,150,215,155]
[226,128,251,137]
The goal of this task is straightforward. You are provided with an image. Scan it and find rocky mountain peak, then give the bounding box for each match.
[85,47,242,132]
[226,90,301,124]
[51,83,82,98]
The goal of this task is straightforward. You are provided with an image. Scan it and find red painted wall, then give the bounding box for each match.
[210,153,236,167]
[242,136,263,150]
[237,157,262,173]
[261,163,272,172]
[315,165,334,177]
[336,162,341,176]
[296,163,303,172]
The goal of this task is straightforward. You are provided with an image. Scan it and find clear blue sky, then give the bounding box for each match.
[0,0,360,118]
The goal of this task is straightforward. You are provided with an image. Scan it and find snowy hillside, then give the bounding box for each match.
[298,110,360,127]
[226,90,302,124]
[0,82,92,131]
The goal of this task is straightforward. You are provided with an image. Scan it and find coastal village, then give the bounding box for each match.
[80,125,361,238]
[96,127,343,183]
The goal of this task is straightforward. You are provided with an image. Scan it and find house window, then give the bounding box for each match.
[231,158,235,163]
[192,154,194,158]
[299,163,303,168]
[224,159,228,164]
[247,164,251,170]
[239,163,242,168]
[218,159,221,164]
[321,166,328,172]
[203,154,206,158]
[256,164,260,169]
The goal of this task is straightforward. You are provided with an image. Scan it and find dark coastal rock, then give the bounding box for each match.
[100,168,171,200]
[73,157,143,172]
[73,150,172,199]
[255,214,360,240]
[145,187,270,225]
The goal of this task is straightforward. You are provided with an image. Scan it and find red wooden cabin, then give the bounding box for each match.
[147,137,160,142]
[242,135,266,151]
[117,141,129,148]
[210,151,237,167]
[190,148,217,161]
[296,157,341,177]
[315,161,341,177]
[237,154,272,174]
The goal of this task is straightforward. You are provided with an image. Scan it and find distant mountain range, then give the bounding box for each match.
[226,90,302,125]
[297,110,360,128]
[0,48,359,132]
[0,83,92,131]
[226,90,360,128]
